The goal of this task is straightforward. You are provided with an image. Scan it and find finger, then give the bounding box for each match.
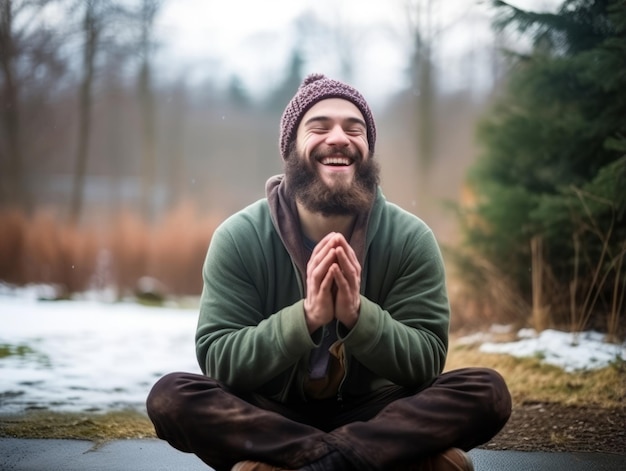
[331,264,349,291]
[320,264,337,293]
[331,234,359,266]
[306,253,336,299]
[334,246,361,281]
[307,245,337,279]
[310,248,338,282]
[331,263,360,308]
[308,236,339,271]
[332,265,360,329]
[311,232,339,257]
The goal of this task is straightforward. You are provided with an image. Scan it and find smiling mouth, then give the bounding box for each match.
[319,156,353,166]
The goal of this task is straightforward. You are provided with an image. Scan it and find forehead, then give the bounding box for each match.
[299,98,365,126]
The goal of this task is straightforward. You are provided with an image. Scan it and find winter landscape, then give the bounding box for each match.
[1,284,624,416]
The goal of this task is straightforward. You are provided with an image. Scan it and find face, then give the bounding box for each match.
[285,98,379,216]
[296,98,370,187]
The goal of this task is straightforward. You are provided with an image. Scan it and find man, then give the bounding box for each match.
[147,74,511,471]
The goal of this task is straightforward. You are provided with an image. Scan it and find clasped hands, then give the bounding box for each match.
[304,232,361,334]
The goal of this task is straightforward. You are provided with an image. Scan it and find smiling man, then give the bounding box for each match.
[146,74,512,471]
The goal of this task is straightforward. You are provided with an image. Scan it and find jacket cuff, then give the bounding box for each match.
[337,295,382,353]
[279,299,318,356]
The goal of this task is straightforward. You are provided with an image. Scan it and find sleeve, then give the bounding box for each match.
[195,222,315,391]
[340,227,449,388]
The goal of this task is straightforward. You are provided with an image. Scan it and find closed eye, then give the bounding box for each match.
[309,126,330,134]
[345,128,364,136]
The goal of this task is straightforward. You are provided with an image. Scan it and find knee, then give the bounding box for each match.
[444,367,512,425]
[146,372,184,421]
[147,371,210,424]
[146,371,224,418]
[473,367,512,426]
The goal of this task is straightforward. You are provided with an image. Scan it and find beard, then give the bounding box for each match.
[285,145,380,216]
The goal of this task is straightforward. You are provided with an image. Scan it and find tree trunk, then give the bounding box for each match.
[0,0,30,210]
[416,42,435,173]
[407,0,438,212]
[137,0,160,222]
[70,4,98,225]
[138,59,156,222]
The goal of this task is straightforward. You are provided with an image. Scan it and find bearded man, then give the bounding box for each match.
[146,74,511,471]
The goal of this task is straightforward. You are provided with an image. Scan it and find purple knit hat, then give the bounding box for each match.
[279,73,376,160]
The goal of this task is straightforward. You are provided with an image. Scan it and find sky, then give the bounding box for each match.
[154,0,411,103]
[153,0,561,105]
[1,283,623,414]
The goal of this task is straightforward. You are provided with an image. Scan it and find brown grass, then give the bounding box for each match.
[445,340,625,409]
[21,209,101,296]
[0,410,155,443]
[0,209,27,285]
[0,202,219,297]
[446,252,530,333]
[144,202,218,295]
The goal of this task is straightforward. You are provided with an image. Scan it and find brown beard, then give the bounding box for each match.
[284,145,380,216]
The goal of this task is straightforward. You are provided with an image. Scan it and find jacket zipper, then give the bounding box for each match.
[336,344,350,407]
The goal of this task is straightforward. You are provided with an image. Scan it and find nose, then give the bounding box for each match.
[325,125,350,147]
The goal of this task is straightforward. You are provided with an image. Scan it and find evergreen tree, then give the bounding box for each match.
[460,0,625,334]
[227,75,252,109]
[265,49,305,114]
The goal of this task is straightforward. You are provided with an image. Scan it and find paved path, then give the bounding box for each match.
[1,438,624,470]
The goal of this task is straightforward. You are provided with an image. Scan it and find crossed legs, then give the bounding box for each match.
[146,368,511,471]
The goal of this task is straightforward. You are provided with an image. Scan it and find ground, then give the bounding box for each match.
[1,401,624,456]
[485,402,625,454]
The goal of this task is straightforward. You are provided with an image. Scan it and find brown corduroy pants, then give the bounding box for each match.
[146,367,511,471]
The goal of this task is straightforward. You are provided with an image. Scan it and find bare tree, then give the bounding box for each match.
[68,0,133,225]
[69,0,99,225]
[405,0,438,174]
[136,0,161,222]
[0,0,66,211]
[0,0,27,209]
[162,79,188,208]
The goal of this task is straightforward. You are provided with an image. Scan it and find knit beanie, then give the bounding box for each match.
[279,73,376,160]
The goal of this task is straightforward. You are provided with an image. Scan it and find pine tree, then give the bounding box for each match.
[460,0,626,335]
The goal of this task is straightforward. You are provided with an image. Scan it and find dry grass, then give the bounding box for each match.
[0,209,28,285]
[445,251,531,333]
[0,410,155,443]
[0,202,219,298]
[445,340,625,409]
[20,209,101,296]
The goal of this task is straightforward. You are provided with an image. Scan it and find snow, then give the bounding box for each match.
[478,329,625,373]
[0,287,201,415]
[1,285,624,415]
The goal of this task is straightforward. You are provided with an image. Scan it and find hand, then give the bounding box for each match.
[329,234,361,330]
[303,232,340,333]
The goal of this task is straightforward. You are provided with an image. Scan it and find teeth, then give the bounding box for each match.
[321,156,350,166]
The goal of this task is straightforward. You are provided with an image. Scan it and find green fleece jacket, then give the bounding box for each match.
[196,176,450,403]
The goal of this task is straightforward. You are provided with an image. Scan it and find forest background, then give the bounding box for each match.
[0,0,624,341]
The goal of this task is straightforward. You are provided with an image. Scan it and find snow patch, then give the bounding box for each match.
[0,291,200,414]
[479,329,625,372]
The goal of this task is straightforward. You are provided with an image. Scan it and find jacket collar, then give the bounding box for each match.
[265,174,381,279]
